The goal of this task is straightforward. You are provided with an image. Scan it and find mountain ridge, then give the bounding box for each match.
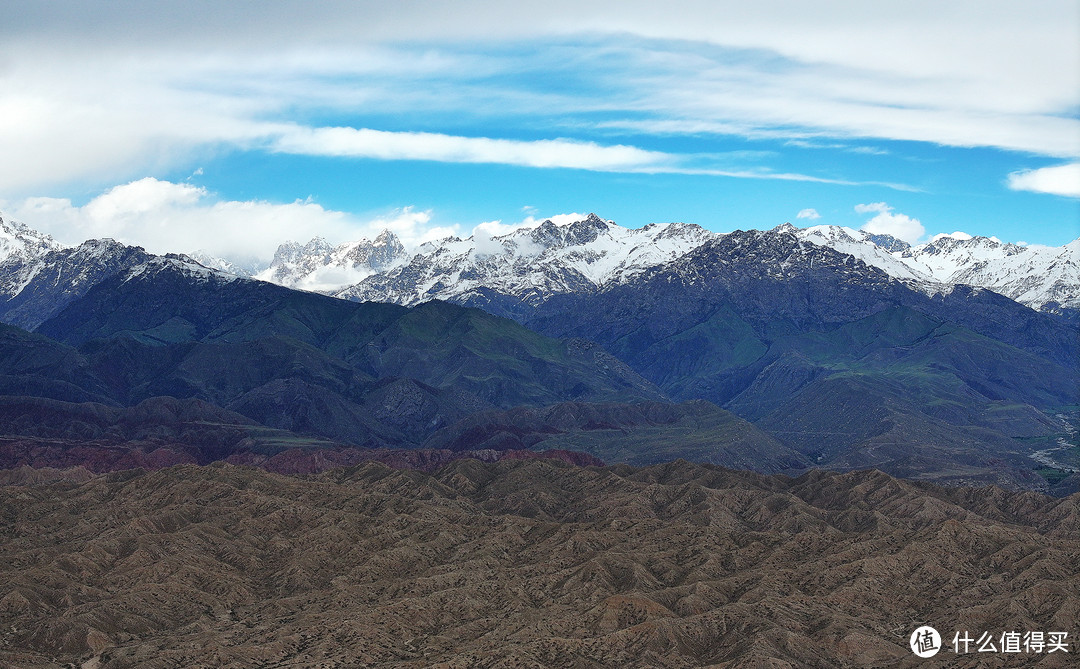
[228,214,1080,316]
[3,212,1077,320]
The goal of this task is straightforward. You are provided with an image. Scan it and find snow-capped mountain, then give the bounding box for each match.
[900,234,1080,312]
[0,216,66,303]
[333,214,716,307]
[790,224,930,284]
[188,251,259,278]
[0,213,249,330]
[0,236,155,330]
[240,213,1077,316]
[123,253,247,286]
[255,230,408,292]
[2,209,1077,334]
[791,225,1080,312]
[0,215,62,265]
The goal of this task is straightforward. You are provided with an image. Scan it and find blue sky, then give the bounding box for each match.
[1,1,1077,261]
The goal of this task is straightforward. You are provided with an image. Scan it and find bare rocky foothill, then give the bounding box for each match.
[2,459,1078,667]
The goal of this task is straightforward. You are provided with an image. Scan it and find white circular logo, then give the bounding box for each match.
[910,626,942,658]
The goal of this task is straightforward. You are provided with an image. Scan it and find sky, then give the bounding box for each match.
[1,0,1078,263]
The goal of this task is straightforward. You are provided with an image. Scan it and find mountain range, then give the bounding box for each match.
[211,213,1079,319]
[7,212,1078,321]
[0,212,1076,493]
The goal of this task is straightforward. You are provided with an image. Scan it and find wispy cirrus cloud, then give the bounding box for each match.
[0,1,1075,196]
[266,125,920,188]
[270,126,674,171]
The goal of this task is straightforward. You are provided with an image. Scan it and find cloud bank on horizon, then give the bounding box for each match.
[1,0,1077,257]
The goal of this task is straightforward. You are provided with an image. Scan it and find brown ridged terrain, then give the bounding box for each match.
[1,460,1078,668]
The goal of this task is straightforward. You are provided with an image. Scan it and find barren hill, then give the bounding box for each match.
[2,460,1077,667]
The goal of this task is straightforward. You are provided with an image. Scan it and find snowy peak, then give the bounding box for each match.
[187,252,258,277]
[788,224,1080,312]
[0,217,257,331]
[909,234,1023,260]
[273,237,334,266]
[863,233,910,254]
[2,212,1076,330]
[0,214,64,264]
[123,253,245,285]
[528,213,611,249]
[255,230,409,292]
[340,230,406,267]
[910,236,1080,311]
[793,224,931,284]
[0,235,155,330]
[334,214,717,307]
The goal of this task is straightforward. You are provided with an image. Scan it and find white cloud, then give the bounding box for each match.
[854,202,891,214]
[4,178,450,262]
[271,126,673,171]
[7,2,1076,116]
[84,178,204,220]
[930,231,973,242]
[471,226,506,257]
[471,218,541,238]
[1007,163,1080,198]
[856,202,925,244]
[523,213,591,228]
[367,207,460,246]
[0,2,1075,197]
[796,208,820,220]
[5,178,609,265]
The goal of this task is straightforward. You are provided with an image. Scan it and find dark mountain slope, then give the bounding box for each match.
[512,228,1077,488]
[36,255,369,347]
[423,400,808,473]
[360,300,662,406]
[755,375,1050,488]
[722,309,1072,424]
[525,232,1076,408]
[38,258,665,407]
[0,394,283,471]
[0,239,152,330]
[9,230,1074,488]
[0,323,116,404]
[2,258,670,457]
[0,395,257,445]
[527,229,1078,377]
[224,378,407,447]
